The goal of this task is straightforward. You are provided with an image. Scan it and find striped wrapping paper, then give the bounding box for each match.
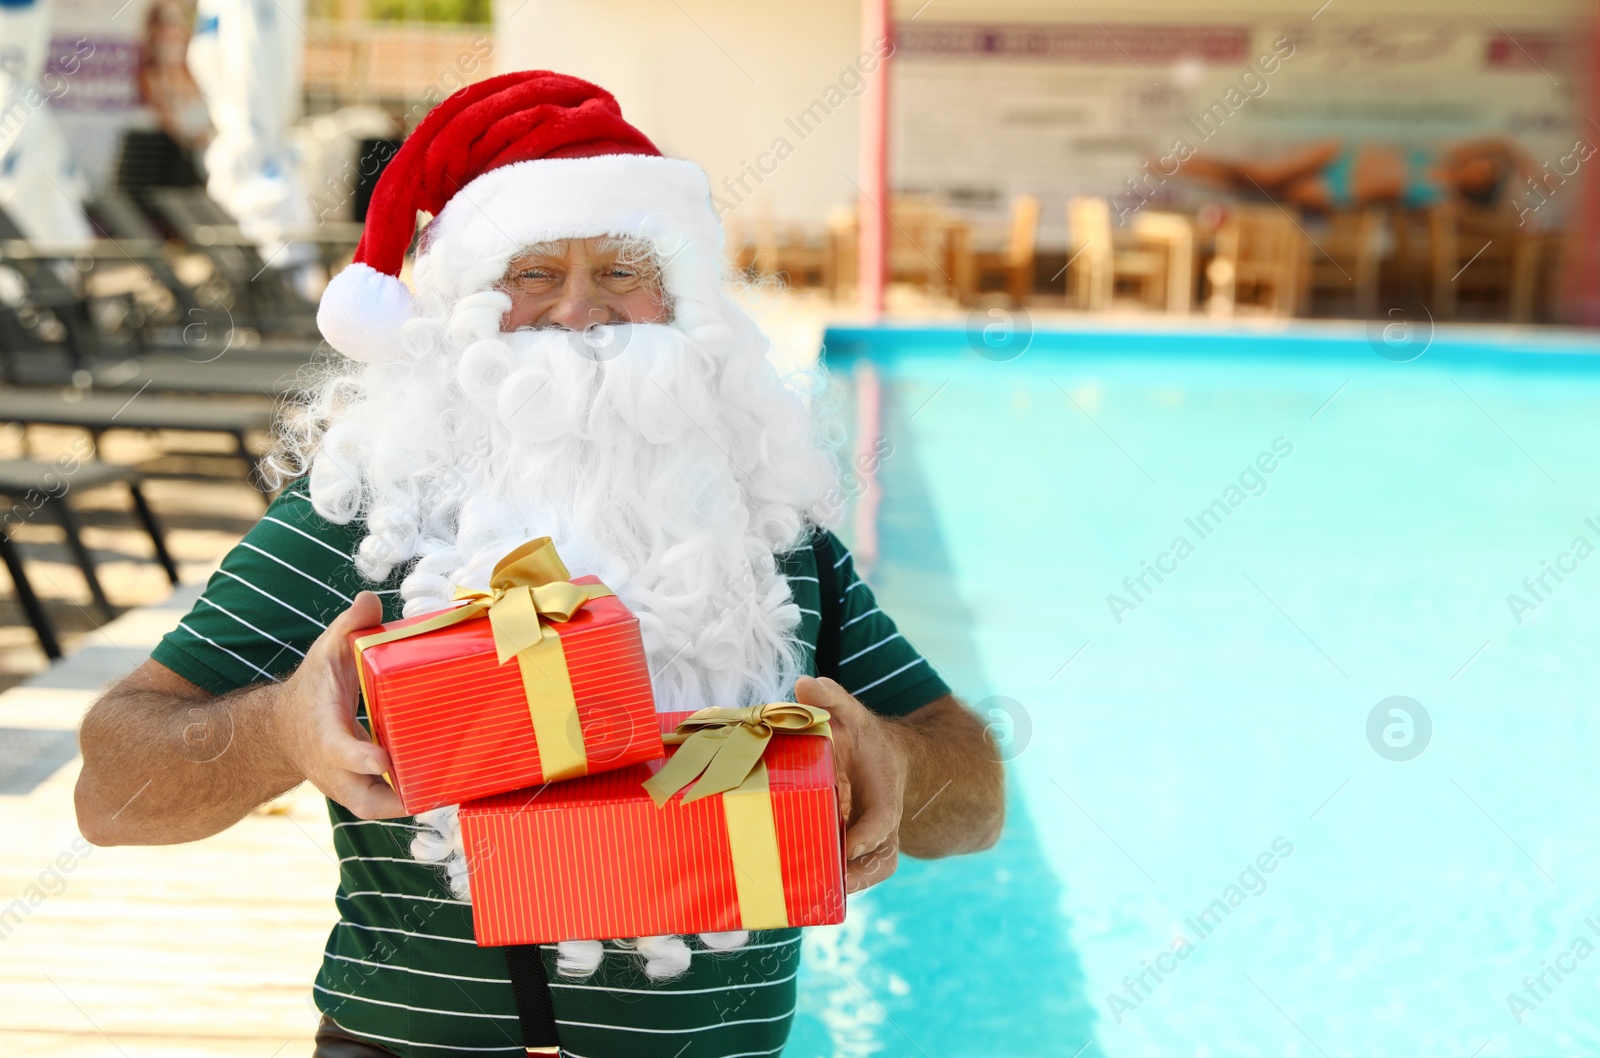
[458,711,846,944]
[349,578,663,815]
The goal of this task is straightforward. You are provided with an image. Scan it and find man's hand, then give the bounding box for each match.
[795,675,907,893]
[795,675,1007,896]
[274,591,405,820]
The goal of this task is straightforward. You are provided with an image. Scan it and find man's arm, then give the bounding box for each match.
[795,676,1005,893]
[885,694,1006,856]
[75,592,404,846]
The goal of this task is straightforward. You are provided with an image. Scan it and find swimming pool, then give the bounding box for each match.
[783,321,1600,1058]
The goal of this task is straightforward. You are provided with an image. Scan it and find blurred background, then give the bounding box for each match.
[3,1,1600,1056]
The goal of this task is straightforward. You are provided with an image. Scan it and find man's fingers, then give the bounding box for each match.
[307,591,385,707]
[797,674,903,887]
[794,675,854,713]
[316,709,391,776]
[315,591,383,664]
[329,728,391,777]
[844,795,897,862]
[841,726,902,857]
[323,768,407,820]
[335,591,384,634]
[846,840,899,893]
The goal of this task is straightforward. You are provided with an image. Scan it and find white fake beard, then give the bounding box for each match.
[306,307,836,981]
[313,314,823,713]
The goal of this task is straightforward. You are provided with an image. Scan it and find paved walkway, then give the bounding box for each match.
[0,583,336,1057]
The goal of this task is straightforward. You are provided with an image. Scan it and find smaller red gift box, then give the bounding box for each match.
[349,545,663,816]
[458,709,845,945]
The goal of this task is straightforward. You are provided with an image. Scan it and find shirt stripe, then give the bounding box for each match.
[196,596,306,659]
[547,968,798,995]
[839,632,903,666]
[323,1018,522,1054]
[315,983,522,1020]
[174,621,280,683]
[555,1006,797,1033]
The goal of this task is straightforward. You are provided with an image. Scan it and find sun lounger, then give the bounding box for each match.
[0,458,179,659]
[0,388,276,494]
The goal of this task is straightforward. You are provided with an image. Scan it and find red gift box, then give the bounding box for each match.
[349,542,662,816]
[458,708,845,944]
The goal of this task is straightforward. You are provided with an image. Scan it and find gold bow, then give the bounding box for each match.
[352,538,614,782]
[642,703,832,806]
[641,703,833,931]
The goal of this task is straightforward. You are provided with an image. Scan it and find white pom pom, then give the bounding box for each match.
[634,935,692,981]
[697,930,749,951]
[317,262,413,364]
[556,940,604,979]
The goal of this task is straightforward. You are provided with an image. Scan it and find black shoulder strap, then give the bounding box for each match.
[812,528,842,682]
[503,530,841,1050]
[504,945,560,1055]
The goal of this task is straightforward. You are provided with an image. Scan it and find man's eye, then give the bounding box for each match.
[518,270,552,281]
[608,269,637,280]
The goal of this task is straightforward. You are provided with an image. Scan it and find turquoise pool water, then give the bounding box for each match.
[784,323,1600,1058]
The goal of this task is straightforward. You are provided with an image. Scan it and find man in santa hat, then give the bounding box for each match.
[74,72,1004,1057]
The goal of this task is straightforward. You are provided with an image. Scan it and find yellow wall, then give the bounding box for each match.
[494,0,866,230]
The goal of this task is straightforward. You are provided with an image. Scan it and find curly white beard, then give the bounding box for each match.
[290,264,837,981]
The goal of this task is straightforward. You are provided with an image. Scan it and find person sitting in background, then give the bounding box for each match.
[1175,137,1534,212]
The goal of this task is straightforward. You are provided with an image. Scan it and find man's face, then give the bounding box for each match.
[497,237,670,332]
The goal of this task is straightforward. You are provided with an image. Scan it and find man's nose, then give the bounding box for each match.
[544,278,609,331]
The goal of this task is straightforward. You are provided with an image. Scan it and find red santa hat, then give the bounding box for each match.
[317,70,724,364]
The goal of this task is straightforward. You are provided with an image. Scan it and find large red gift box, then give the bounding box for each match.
[458,709,845,944]
[349,559,663,816]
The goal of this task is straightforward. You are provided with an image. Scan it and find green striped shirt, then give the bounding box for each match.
[151,482,949,1057]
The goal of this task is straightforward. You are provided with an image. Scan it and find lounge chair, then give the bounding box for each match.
[0,388,275,495]
[0,458,179,659]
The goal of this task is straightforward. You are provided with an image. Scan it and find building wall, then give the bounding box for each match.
[493,0,1589,245]
[493,0,866,235]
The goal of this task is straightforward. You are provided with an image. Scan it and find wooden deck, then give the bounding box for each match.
[0,590,336,1057]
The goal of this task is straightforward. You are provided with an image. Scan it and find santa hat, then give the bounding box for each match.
[317,70,724,364]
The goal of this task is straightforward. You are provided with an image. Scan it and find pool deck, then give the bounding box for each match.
[0,587,336,1057]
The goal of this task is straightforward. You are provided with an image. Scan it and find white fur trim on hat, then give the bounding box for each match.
[318,260,415,363]
[425,154,724,322]
[318,155,723,363]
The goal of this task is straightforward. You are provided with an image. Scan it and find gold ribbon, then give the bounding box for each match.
[352,538,613,782]
[643,703,832,931]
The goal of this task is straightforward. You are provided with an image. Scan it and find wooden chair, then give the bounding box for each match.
[825,197,970,303]
[1206,206,1308,318]
[1066,197,1168,312]
[826,208,857,301]
[730,212,833,290]
[1304,207,1385,318]
[886,195,963,299]
[963,194,1040,306]
[1130,211,1198,314]
[1429,203,1539,322]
